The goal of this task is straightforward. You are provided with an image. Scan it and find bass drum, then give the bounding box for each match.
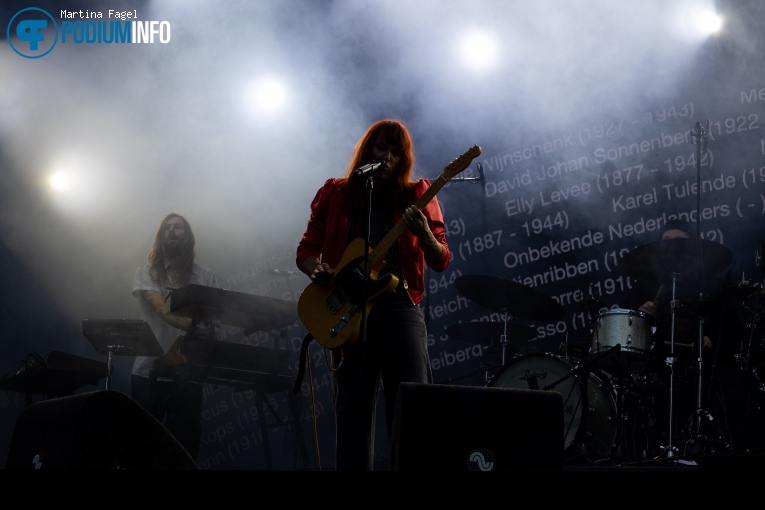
[490,353,617,458]
[584,370,618,459]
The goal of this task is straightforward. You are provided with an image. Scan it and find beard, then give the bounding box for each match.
[164,237,185,259]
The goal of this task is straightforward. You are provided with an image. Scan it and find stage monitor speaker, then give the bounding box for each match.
[5,389,198,469]
[390,383,564,472]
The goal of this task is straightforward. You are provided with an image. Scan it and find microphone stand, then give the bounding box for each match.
[360,175,374,347]
[350,173,374,468]
[424,167,484,336]
[448,177,481,183]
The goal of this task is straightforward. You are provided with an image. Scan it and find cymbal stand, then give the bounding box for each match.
[663,272,680,459]
[498,309,510,367]
[686,119,711,454]
[743,248,764,371]
[691,293,714,451]
[480,310,512,386]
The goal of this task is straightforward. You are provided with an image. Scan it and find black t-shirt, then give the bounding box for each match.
[620,264,743,367]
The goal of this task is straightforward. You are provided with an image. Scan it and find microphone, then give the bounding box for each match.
[587,287,607,314]
[477,162,486,196]
[353,159,386,178]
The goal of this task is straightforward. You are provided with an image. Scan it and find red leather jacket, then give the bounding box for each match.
[296,177,450,305]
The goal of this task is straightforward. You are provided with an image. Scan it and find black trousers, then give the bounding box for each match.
[131,374,203,461]
[332,293,432,471]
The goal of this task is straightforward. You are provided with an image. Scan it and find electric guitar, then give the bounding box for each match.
[297,145,482,350]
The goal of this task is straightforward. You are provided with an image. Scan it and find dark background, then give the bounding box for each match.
[1,0,764,470]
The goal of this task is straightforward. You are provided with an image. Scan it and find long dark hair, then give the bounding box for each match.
[148,212,196,287]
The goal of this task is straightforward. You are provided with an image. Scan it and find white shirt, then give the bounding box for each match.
[130,262,220,378]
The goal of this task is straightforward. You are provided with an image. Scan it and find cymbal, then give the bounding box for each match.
[445,321,538,344]
[619,238,733,282]
[454,275,564,322]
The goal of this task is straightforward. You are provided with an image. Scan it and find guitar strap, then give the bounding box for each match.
[292,332,313,394]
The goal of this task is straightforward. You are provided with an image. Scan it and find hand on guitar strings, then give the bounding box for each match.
[310,261,334,286]
[403,205,430,240]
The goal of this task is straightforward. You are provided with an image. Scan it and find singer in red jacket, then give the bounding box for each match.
[296,119,450,470]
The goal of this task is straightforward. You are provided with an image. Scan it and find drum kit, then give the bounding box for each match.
[445,237,765,464]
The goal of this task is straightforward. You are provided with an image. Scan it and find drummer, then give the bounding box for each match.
[622,219,731,353]
[618,219,737,454]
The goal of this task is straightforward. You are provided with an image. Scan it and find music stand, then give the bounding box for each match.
[82,319,163,390]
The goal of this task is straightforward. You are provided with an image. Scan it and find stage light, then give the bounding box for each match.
[671,2,722,42]
[40,154,105,217]
[696,12,722,34]
[245,76,287,114]
[48,171,72,192]
[455,29,500,73]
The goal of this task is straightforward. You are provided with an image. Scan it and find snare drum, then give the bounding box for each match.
[591,308,654,371]
[490,353,616,455]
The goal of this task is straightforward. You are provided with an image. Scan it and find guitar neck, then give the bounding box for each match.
[362,145,480,270]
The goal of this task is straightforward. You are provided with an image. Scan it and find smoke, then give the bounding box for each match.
[0,0,756,349]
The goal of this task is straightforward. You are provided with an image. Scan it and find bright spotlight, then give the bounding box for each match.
[48,171,71,192]
[456,30,499,72]
[42,154,102,217]
[245,76,287,113]
[672,3,723,42]
[696,12,722,34]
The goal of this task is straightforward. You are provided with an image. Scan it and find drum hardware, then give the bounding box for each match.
[618,226,735,462]
[435,361,500,386]
[653,279,718,459]
[543,344,620,392]
[453,274,564,376]
[729,249,765,368]
[489,352,618,457]
[543,345,623,460]
[586,345,654,461]
[742,283,764,371]
[444,320,537,371]
[657,272,685,458]
[689,293,715,454]
[752,366,765,394]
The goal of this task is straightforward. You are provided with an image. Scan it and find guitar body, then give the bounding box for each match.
[297,144,481,350]
[297,237,400,350]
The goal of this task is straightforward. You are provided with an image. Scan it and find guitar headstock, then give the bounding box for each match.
[442,145,482,180]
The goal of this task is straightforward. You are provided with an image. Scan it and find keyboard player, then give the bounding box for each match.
[130,212,221,463]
